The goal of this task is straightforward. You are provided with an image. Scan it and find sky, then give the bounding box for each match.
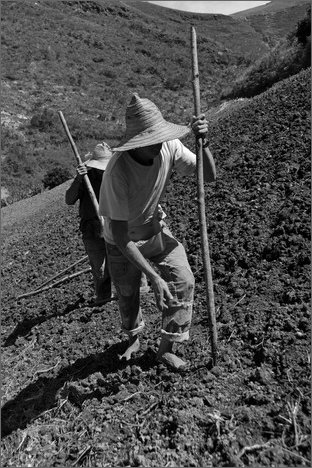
[147,1,271,15]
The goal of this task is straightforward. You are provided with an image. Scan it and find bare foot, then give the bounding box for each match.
[140,285,151,294]
[157,351,188,370]
[119,336,140,361]
[156,337,188,370]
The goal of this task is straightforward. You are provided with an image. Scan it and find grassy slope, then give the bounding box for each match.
[0,0,291,204]
[221,5,310,100]
[1,0,268,123]
[125,0,268,58]
[233,1,310,48]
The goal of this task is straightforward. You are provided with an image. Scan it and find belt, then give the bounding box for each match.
[129,219,162,241]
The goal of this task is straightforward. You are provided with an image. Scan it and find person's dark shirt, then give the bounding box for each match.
[78,169,104,237]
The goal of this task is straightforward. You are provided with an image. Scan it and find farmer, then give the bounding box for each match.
[65,142,114,305]
[99,93,216,370]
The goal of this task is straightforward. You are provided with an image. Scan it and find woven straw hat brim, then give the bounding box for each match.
[85,159,108,170]
[113,121,191,152]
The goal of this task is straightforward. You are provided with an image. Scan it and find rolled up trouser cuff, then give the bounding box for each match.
[161,329,189,343]
[122,320,145,337]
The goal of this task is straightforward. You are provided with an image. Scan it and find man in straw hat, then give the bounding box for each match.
[99,94,216,370]
[65,142,115,305]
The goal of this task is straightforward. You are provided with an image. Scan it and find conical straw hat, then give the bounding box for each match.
[84,142,112,170]
[113,94,190,151]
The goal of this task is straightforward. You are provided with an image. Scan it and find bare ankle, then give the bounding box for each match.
[119,336,140,361]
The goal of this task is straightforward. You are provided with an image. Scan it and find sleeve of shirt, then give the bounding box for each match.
[171,139,196,176]
[65,176,83,205]
[99,172,129,221]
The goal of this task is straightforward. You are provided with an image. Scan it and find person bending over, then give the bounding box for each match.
[99,94,216,370]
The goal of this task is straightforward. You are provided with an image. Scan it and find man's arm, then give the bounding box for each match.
[65,176,82,205]
[65,163,87,205]
[111,220,173,311]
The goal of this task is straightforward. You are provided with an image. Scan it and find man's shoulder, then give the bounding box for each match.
[163,139,181,150]
[161,139,183,159]
[104,151,125,175]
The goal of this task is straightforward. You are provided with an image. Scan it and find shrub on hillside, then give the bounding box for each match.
[65,115,106,141]
[30,107,58,132]
[30,110,106,143]
[221,7,311,100]
[2,144,77,202]
[295,7,311,44]
[1,173,44,204]
[3,145,35,177]
[164,72,186,91]
[43,165,71,189]
[1,126,25,152]
[102,67,117,79]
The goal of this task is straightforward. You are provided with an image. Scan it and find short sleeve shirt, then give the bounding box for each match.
[99,139,196,243]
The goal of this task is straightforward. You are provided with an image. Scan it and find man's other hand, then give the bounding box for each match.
[150,276,174,312]
[191,114,208,137]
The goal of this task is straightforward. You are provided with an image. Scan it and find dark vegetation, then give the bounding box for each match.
[43,165,73,190]
[222,7,311,99]
[1,66,310,467]
[1,0,309,204]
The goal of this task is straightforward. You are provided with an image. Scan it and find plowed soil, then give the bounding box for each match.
[1,69,310,467]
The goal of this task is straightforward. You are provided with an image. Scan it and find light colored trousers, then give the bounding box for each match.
[106,224,195,343]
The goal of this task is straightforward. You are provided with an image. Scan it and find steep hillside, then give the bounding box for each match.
[221,6,311,99]
[233,0,310,46]
[2,0,307,204]
[1,0,268,139]
[124,0,269,58]
[232,0,309,18]
[1,67,310,467]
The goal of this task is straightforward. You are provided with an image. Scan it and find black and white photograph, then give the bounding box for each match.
[1,0,311,466]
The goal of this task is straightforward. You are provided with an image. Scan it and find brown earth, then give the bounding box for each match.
[1,69,310,467]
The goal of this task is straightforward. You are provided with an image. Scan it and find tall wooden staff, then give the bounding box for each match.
[58,111,104,231]
[191,26,218,365]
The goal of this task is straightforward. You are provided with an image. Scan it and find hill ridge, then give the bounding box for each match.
[232,0,309,17]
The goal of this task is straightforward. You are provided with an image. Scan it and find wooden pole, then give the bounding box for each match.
[191,26,218,365]
[33,255,88,291]
[58,111,104,230]
[16,267,92,300]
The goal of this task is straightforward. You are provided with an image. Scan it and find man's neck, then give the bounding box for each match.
[128,150,153,166]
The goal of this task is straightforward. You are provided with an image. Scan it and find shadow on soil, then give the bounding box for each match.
[3,298,107,347]
[1,343,157,438]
